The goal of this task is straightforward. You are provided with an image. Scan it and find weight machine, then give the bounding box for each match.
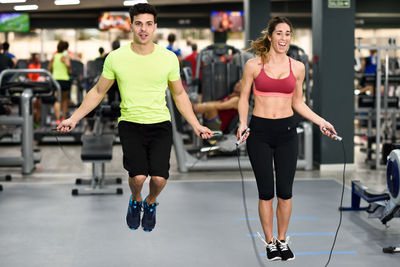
[0,69,61,174]
[355,43,400,169]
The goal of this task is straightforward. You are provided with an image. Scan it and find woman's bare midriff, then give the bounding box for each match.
[252,95,293,119]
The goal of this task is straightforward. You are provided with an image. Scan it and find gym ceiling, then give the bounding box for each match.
[0,0,399,29]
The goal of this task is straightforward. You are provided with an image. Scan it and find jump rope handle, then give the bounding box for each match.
[322,127,343,141]
[236,128,250,146]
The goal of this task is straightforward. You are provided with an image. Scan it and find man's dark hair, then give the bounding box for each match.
[191,43,197,52]
[2,42,9,51]
[112,40,120,50]
[56,41,67,53]
[167,33,176,43]
[129,3,158,24]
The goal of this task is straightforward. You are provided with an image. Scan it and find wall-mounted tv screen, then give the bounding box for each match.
[210,11,243,32]
[99,12,131,32]
[0,13,30,33]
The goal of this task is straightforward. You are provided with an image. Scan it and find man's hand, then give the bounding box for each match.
[56,118,77,133]
[193,124,214,139]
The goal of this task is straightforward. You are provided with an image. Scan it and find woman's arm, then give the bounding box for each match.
[237,60,255,140]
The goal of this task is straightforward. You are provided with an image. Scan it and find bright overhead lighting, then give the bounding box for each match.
[123,0,148,6]
[0,0,26,3]
[54,0,80,5]
[13,4,38,11]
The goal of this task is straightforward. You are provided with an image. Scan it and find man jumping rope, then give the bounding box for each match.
[57,3,213,232]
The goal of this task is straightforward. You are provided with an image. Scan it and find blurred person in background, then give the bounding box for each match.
[48,41,71,124]
[2,42,16,67]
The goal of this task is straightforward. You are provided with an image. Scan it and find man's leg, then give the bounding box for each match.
[142,121,173,232]
[193,101,219,119]
[126,175,147,230]
[118,121,148,230]
[146,176,167,204]
[129,175,147,202]
[142,176,167,232]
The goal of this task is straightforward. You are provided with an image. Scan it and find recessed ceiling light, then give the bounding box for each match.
[0,0,26,3]
[54,0,80,5]
[13,4,38,11]
[123,0,148,7]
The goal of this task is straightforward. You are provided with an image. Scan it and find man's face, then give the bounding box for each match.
[131,13,157,45]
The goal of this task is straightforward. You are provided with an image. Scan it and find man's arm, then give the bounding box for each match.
[169,78,213,138]
[7,56,13,68]
[57,75,114,132]
[10,57,16,67]
[215,96,239,110]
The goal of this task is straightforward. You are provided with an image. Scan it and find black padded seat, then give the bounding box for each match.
[81,135,114,161]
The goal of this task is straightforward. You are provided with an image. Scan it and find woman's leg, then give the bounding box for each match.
[276,198,292,241]
[274,135,298,240]
[54,91,60,121]
[259,198,274,242]
[61,90,69,119]
[247,134,275,242]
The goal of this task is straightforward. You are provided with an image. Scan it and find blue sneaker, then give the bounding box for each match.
[142,196,159,232]
[126,196,142,230]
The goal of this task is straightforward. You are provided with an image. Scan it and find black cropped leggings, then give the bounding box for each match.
[246,115,298,200]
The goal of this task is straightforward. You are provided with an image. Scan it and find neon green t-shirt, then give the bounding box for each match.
[52,53,70,81]
[102,43,180,124]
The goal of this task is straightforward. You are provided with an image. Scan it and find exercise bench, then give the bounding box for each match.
[72,134,123,195]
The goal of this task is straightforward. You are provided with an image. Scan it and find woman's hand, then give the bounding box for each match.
[319,120,338,140]
[236,124,250,144]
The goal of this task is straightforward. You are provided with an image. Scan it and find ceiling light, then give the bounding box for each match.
[123,0,148,6]
[0,0,26,3]
[13,4,38,11]
[54,0,80,5]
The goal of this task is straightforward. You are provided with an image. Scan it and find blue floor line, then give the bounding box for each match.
[236,216,317,221]
[248,232,334,237]
[260,251,357,256]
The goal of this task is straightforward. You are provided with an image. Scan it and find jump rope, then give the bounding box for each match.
[235,127,346,267]
[52,125,346,266]
[50,128,82,165]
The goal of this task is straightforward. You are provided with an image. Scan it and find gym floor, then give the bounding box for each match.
[0,139,399,267]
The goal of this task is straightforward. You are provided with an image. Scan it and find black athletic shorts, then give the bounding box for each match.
[57,80,71,92]
[118,120,173,179]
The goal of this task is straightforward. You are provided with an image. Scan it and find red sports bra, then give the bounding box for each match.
[253,57,296,98]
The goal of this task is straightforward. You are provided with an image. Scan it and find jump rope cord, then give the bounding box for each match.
[236,145,265,267]
[325,139,346,267]
[52,123,344,266]
[189,134,218,170]
[236,136,346,267]
[50,129,82,165]
[189,150,209,170]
